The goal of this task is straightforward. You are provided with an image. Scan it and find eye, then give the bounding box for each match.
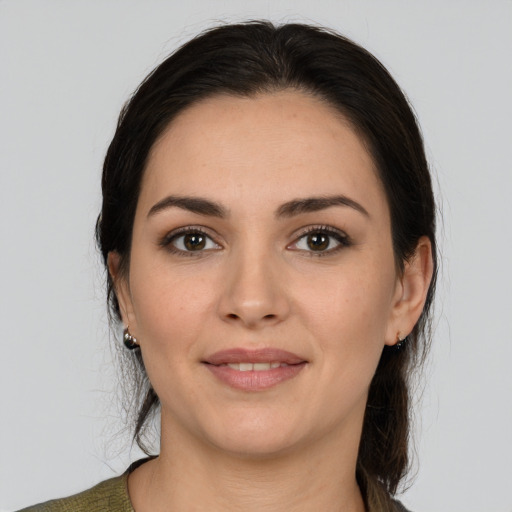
[290,227,350,255]
[162,228,221,254]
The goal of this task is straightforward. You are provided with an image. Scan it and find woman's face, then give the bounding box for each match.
[114,91,410,457]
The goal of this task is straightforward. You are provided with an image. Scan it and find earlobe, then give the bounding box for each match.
[385,236,434,346]
[107,251,136,330]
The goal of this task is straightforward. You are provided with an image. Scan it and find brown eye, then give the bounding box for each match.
[184,233,206,251]
[290,227,349,255]
[166,230,220,253]
[306,233,330,251]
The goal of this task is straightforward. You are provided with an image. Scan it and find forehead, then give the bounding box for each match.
[140,91,387,218]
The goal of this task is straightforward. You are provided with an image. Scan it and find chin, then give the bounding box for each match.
[199,409,311,459]
[212,432,301,460]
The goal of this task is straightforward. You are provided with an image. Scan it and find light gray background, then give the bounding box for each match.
[1,1,511,511]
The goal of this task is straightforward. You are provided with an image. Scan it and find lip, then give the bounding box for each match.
[202,348,308,391]
[204,348,306,366]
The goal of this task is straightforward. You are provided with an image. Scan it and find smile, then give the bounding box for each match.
[223,362,284,371]
[203,348,307,391]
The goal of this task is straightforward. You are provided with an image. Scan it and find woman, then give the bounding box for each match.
[21,21,436,512]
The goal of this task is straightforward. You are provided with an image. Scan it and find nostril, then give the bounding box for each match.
[225,312,277,322]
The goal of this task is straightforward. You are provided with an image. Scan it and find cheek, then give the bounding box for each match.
[293,257,397,391]
[296,261,396,342]
[129,260,217,353]
[128,269,219,407]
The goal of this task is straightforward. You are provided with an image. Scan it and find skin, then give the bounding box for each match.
[110,91,433,511]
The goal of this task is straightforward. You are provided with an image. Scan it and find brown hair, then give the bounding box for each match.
[96,21,437,511]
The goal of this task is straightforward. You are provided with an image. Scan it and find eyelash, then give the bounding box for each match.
[159,226,221,257]
[159,225,351,257]
[289,225,351,257]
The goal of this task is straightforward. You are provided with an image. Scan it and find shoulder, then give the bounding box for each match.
[16,475,133,512]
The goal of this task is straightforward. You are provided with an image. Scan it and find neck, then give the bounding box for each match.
[129,420,366,512]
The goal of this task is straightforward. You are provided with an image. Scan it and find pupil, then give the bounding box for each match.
[184,233,206,251]
[307,233,329,251]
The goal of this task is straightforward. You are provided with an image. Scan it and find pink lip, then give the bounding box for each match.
[204,348,306,365]
[203,348,307,391]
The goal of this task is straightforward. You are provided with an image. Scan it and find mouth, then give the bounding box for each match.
[202,348,307,391]
[204,348,306,366]
[220,362,287,371]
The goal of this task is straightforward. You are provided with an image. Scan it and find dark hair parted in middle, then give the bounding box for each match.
[96,21,437,511]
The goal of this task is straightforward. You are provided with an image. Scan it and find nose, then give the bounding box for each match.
[218,247,291,329]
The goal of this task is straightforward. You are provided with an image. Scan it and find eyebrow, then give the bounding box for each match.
[276,195,369,218]
[148,195,228,218]
[147,193,369,220]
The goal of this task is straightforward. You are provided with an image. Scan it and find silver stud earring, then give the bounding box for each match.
[395,332,408,350]
[123,327,139,350]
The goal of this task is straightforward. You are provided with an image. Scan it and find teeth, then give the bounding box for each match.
[253,363,271,371]
[226,362,282,371]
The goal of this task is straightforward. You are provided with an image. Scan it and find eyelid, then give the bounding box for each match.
[158,224,350,256]
[287,225,351,255]
[159,225,222,254]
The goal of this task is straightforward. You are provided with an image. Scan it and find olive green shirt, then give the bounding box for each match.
[17,468,411,511]
[17,475,133,512]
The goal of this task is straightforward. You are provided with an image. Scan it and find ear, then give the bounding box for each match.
[107,251,137,333]
[385,236,434,346]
